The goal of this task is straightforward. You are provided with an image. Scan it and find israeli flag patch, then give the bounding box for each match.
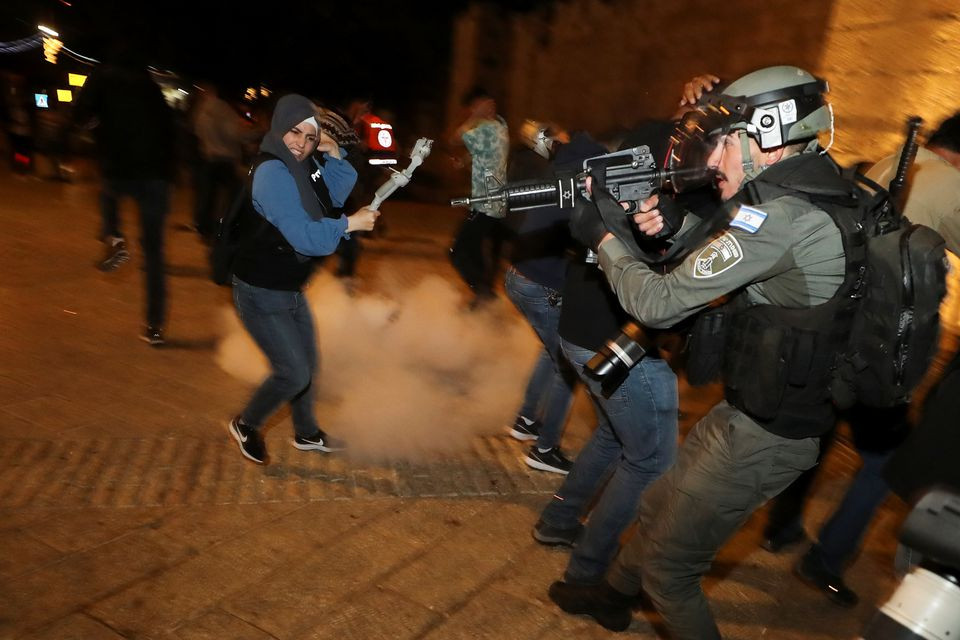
[729,205,768,234]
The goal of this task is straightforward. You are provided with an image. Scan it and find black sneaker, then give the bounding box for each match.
[532,519,583,548]
[98,238,129,272]
[548,580,633,632]
[293,430,347,452]
[524,446,572,474]
[229,416,266,464]
[140,326,165,347]
[795,546,859,608]
[508,416,540,441]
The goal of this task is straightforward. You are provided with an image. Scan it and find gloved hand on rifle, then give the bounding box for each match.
[568,198,611,251]
[568,177,649,254]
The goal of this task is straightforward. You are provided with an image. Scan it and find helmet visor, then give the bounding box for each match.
[665,109,724,192]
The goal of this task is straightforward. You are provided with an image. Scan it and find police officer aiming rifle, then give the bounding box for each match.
[548,65,853,640]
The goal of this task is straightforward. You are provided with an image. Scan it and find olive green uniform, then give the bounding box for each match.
[595,185,845,639]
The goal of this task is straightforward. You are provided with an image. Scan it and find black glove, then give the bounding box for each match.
[568,198,608,251]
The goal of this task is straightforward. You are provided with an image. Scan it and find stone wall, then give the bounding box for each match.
[448,0,960,165]
[818,0,960,163]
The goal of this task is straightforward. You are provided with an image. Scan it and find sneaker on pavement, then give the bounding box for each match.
[532,519,583,548]
[508,416,540,441]
[293,430,347,452]
[795,545,859,608]
[98,238,129,272]
[524,446,572,474]
[229,416,266,464]
[548,580,633,632]
[140,326,165,347]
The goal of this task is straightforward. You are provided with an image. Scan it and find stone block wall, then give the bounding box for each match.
[448,0,960,165]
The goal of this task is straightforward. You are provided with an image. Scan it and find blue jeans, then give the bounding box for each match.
[504,267,577,450]
[232,277,321,438]
[541,337,679,584]
[101,178,169,327]
[816,448,892,574]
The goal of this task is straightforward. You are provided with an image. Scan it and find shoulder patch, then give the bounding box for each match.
[729,205,768,234]
[693,233,744,279]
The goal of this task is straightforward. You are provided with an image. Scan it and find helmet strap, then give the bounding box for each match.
[738,130,754,172]
[819,103,836,155]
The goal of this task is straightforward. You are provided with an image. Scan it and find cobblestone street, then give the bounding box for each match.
[0,169,905,639]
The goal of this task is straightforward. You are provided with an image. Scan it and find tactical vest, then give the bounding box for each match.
[695,154,864,439]
[232,153,333,291]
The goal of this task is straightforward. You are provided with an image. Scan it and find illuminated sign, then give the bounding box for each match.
[68,73,87,87]
[361,115,397,152]
[34,93,49,108]
[56,89,73,102]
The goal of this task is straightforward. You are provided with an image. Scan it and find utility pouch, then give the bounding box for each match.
[723,313,791,421]
[685,307,729,386]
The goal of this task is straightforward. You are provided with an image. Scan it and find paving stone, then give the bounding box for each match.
[22,507,165,554]
[27,613,129,640]
[291,588,440,640]
[421,589,562,640]
[88,501,393,635]
[169,608,276,640]
[379,501,539,612]
[0,528,62,579]
[1,528,188,636]
[221,502,433,638]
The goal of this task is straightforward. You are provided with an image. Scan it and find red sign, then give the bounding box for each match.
[359,114,397,152]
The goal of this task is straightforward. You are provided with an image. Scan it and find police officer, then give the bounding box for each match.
[555,66,851,638]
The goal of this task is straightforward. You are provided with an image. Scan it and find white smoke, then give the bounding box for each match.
[216,271,540,462]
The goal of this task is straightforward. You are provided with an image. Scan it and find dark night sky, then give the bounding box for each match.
[2,0,479,112]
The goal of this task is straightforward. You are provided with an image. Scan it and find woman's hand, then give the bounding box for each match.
[346,207,379,233]
[315,132,341,159]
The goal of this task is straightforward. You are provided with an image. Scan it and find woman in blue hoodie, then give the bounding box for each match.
[228,94,378,464]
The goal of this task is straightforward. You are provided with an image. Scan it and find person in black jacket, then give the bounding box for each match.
[502,120,579,474]
[73,44,177,345]
[532,123,686,590]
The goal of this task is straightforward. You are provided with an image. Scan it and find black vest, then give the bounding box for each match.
[232,153,334,291]
[717,154,863,439]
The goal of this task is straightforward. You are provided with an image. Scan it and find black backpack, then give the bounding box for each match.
[209,154,273,286]
[824,175,947,409]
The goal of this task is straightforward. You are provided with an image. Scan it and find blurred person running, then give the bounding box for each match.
[448,86,510,308]
[73,42,176,345]
[191,82,259,241]
[227,94,378,465]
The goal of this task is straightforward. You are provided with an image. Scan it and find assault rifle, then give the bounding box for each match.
[451,145,711,217]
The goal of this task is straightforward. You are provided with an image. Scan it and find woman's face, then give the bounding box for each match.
[283,123,318,161]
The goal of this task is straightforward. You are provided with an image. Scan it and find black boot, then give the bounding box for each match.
[795,545,859,608]
[547,580,632,632]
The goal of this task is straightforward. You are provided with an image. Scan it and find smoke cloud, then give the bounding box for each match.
[216,271,540,462]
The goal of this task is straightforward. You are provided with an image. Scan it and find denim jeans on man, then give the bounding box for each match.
[815,448,893,574]
[504,267,577,450]
[101,178,169,328]
[232,276,322,437]
[540,337,678,584]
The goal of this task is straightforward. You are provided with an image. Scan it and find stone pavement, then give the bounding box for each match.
[0,168,907,639]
